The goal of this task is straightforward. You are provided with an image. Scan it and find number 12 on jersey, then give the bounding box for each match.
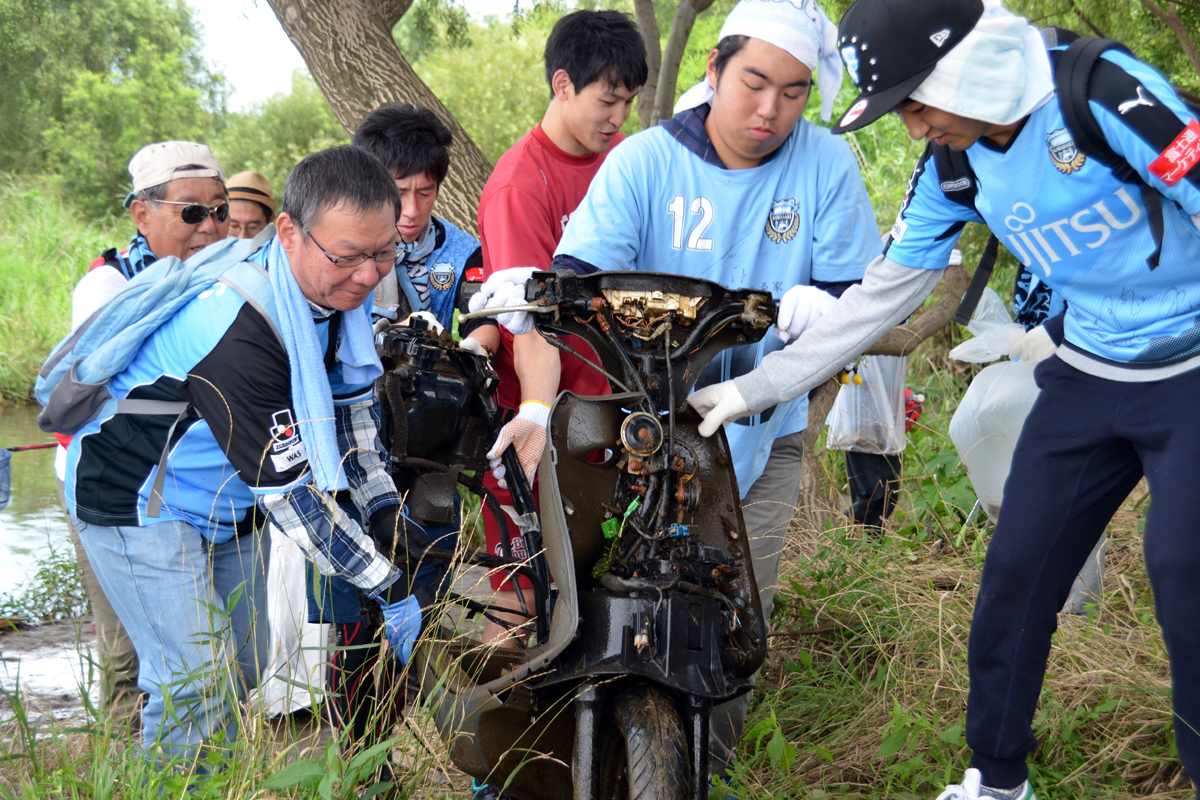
[668,195,715,252]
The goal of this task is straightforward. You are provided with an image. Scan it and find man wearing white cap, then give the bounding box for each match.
[687,0,1200,797]
[53,140,230,720]
[476,0,882,778]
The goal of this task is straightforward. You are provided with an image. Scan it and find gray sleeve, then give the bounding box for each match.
[733,256,944,413]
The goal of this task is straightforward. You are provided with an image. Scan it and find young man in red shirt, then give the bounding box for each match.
[465,9,647,650]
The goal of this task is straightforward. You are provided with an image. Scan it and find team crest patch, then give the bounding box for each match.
[429,263,455,291]
[1046,128,1086,174]
[765,199,800,244]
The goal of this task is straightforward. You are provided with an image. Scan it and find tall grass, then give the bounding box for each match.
[731,411,1182,800]
[0,180,132,403]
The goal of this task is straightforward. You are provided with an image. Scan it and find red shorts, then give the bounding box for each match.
[481,469,544,591]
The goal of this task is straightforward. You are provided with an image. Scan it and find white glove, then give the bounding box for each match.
[459,336,489,358]
[403,310,444,335]
[1007,325,1057,363]
[688,381,750,438]
[493,282,536,336]
[775,285,837,343]
[488,400,551,489]
[467,266,538,314]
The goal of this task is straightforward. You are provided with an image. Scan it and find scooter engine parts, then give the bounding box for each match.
[619,411,663,457]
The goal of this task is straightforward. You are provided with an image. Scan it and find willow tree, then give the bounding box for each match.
[633,0,716,128]
[267,0,492,234]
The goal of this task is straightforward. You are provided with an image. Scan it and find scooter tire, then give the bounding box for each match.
[597,681,688,800]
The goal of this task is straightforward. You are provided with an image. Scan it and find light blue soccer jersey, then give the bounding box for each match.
[887,49,1200,365]
[66,260,373,541]
[556,119,881,493]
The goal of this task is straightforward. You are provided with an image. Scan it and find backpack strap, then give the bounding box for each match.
[931,144,980,211]
[114,399,191,518]
[1039,26,1079,49]
[953,236,1001,326]
[1052,36,1200,268]
[929,143,1004,325]
[90,249,124,273]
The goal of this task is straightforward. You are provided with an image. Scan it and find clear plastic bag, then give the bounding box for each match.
[826,354,907,455]
[948,287,1027,363]
[948,360,1040,522]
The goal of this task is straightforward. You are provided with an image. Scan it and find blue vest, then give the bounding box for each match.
[395,218,480,328]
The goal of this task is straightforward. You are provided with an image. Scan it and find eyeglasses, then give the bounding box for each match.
[155,200,230,225]
[307,231,399,268]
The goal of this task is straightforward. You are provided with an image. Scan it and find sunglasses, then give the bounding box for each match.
[156,200,230,225]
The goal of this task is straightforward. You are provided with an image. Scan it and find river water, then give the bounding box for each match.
[0,403,70,598]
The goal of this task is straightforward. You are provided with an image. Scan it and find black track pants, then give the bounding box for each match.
[327,621,406,753]
[845,450,902,529]
[966,355,1198,795]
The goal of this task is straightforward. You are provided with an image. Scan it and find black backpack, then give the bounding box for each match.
[940,28,1200,325]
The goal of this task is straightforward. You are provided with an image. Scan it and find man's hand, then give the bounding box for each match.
[1008,325,1057,363]
[377,593,423,665]
[488,400,550,488]
[468,266,538,335]
[688,381,750,437]
[776,285,837,343]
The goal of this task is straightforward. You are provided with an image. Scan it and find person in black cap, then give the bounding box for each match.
[688,1,1200,798]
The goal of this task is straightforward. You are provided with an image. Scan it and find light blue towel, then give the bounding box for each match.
[266,236,383,492]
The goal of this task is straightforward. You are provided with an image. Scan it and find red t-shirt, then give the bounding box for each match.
[478,124,621,411]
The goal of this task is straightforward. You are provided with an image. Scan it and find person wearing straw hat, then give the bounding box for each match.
[476,0,882,781]
[686,0,1200,797]
[52,140,231,721]
[226,171,277,239]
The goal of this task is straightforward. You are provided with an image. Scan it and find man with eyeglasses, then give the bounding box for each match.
[65,147,434,780]
[52,140,231,724]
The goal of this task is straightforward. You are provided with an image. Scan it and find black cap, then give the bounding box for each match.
[832,0,984,133]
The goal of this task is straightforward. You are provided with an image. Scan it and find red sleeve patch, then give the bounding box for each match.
[464,266,484,283]
[1148,120,1200,186]
[87,256,106,271]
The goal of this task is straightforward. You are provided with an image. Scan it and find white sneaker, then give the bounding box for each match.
[936,769,1036,800]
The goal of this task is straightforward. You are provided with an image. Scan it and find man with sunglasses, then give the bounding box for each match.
[64,147,434,780]
[53,140,230,724]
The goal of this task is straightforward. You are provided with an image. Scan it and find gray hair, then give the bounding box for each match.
[136,182,169,205]
[282,146,401,232]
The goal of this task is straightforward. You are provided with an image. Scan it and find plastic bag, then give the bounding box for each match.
[948,360,1040,522]
[827,355,907,455]
[948,287,1027,363]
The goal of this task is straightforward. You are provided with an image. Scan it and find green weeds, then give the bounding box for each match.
[0,180,132,403]
[0,541,88,621]
[734,405,1180,800]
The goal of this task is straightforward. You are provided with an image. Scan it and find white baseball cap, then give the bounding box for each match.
[124,141,225,207]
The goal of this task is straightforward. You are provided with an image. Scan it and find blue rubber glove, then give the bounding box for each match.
[378,593,423,665]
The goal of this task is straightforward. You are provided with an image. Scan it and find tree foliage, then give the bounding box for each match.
[212,72,349,200]
[0,0,224,200]
[44,41,224,217]
[405,1,569,163]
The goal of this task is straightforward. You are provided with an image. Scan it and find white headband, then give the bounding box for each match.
[675,0,844,122]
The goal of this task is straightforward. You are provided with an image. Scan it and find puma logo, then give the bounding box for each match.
[1118,86,1155,115]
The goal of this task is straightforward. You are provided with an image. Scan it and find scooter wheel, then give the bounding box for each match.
[596,681,688,800]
